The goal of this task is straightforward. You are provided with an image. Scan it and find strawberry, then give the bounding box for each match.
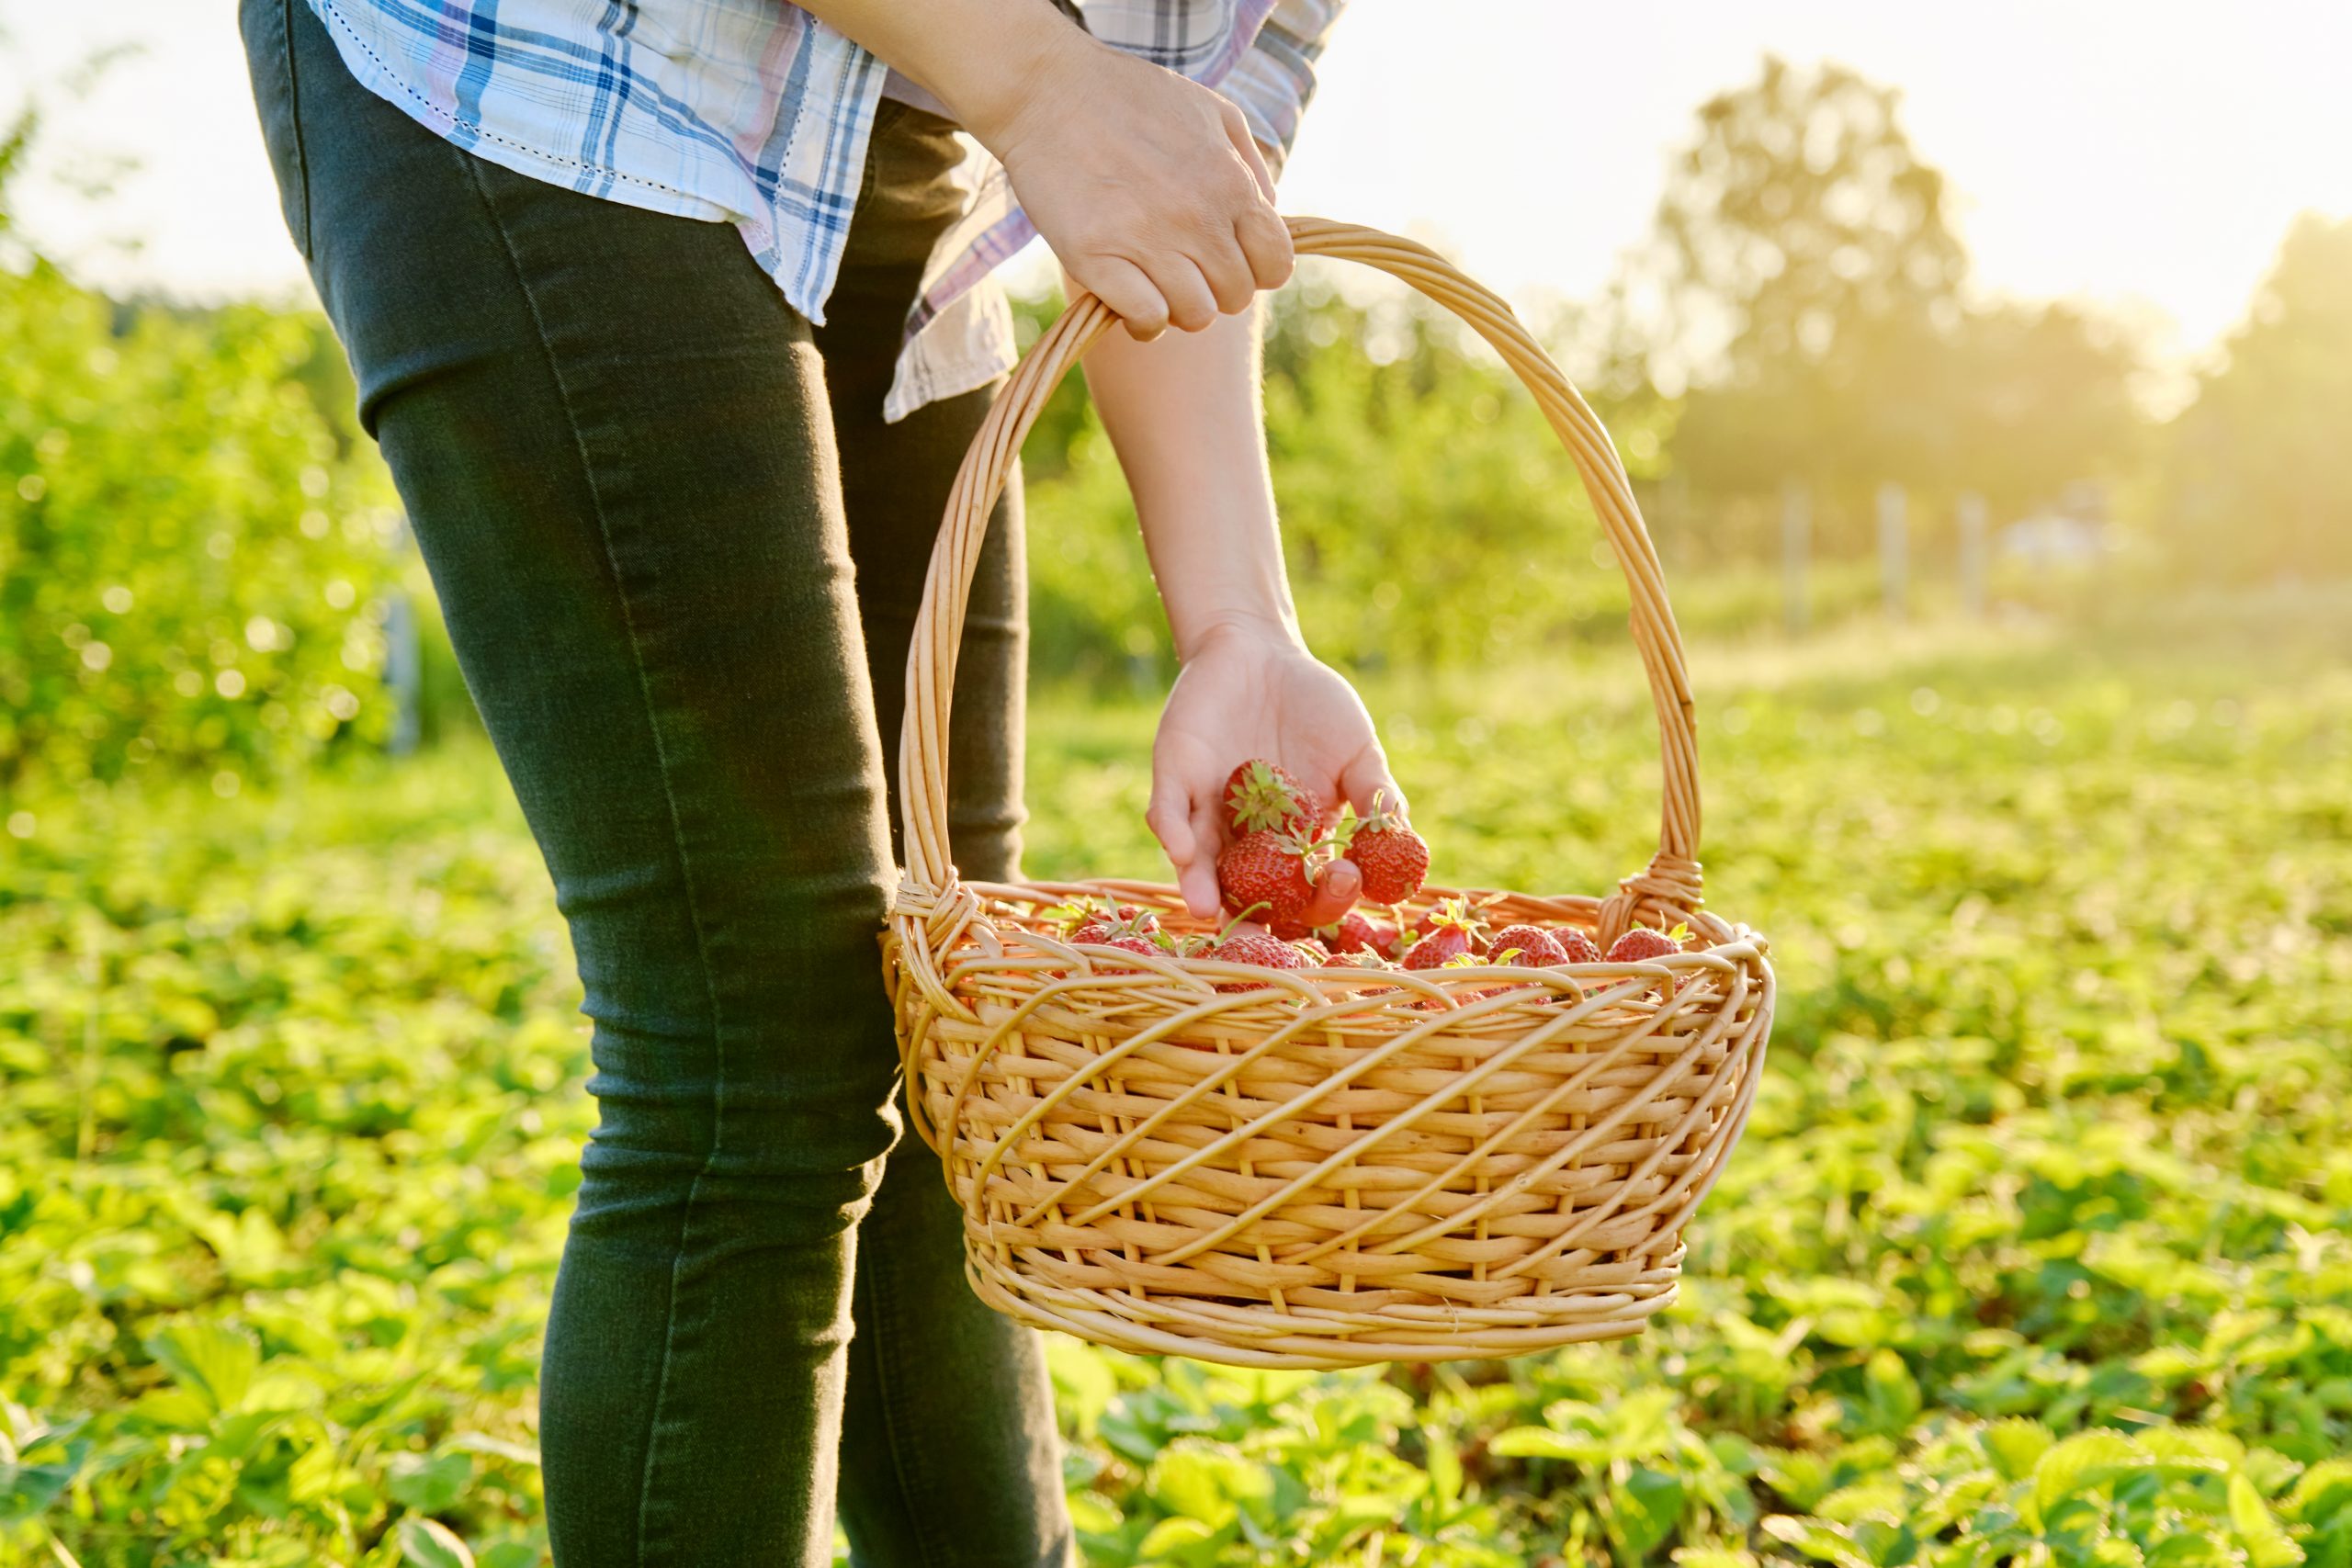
[1551,927,1602,964]
[1205,929,1312,990]
[1317,911,1386,955]
[1487,924,1569,967]
[1087,931,1162,970]
[1343,791,1429,905]
[1402,897,1483,970]
[1206,931,1308,970]
[1069,902,1158,946]
[1606,923,1689,964]
[1217,828,1316,931]
[1222,759,1321,836]
[1060,903,1166,972]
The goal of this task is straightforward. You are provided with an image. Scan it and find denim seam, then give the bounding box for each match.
[277,0,314,257]
[454,149,729,1566]
[859,1233,948,1567]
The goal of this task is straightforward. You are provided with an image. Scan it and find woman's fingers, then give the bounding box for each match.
[1237,207,1294,292]
[1181,798,1224,917]
[1300,857,1362,929]
[1194,237,1258,317]
[1146,769,1196,871]
[1340,749,1406,824]
[1081,254,1170,341]
[1148,254,1221,334]
[1148,766,1227,919]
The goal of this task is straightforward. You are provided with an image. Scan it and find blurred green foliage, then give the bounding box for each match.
[1020,279,1674,684]
[4,598,2347,1564]
[2165,212,2352,581]
[0,254,400,790]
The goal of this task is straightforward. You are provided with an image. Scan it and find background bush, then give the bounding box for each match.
[0,255,400,792]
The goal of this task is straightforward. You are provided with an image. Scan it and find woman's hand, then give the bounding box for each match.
[1149,622,1403,922]
[797,0,1292,339]
[962,25,1294,339]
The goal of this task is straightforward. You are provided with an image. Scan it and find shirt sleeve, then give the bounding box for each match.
[1216,0,1346,178]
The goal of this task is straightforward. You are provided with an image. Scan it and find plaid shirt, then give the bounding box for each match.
[303,0,1343,420]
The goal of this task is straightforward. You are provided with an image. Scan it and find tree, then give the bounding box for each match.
[1632,57,2143,553]
[2163,213,2352,581]
[1639,59,1965,534]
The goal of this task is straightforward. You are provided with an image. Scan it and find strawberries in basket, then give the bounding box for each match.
[1193,757,1699,984]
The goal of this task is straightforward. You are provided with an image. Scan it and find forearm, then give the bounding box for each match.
[1083,301,1301,658]
[794,0,1080,146]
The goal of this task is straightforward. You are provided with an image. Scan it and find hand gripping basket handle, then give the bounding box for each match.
[899,217,1704,931]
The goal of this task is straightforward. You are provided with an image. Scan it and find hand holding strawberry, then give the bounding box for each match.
[1148,625,1402,921]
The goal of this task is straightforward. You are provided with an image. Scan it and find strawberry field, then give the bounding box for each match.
[3,592,2348,1566]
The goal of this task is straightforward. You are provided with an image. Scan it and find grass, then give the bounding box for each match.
[2,591,2348,1565]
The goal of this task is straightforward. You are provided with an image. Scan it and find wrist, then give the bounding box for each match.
[1175,611,1305,665]
[948,10,1097,154]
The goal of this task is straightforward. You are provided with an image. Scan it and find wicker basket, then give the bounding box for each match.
[884,218,1771,1370]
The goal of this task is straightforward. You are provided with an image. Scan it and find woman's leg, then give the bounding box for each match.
[243,4,910,1561]
[811,109,1071,1568]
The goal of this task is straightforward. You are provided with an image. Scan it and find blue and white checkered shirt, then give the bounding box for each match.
[303,0,1342,420]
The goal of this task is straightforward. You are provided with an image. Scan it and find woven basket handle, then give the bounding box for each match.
[899,217,1703,935]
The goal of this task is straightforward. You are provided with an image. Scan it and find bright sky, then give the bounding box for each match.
[5,0,2348,370]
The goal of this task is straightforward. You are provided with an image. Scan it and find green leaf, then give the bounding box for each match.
[1983,1417,2056,1481]
[2285,1458,2352,1525]
[1861,1348,1922,1433]
[1609,1464,1684,1558]
[399,1517,477,1568]
[144,1322,261,1416]
[1134,1515,1216,1560]
[1046,1339,1117,1439]
[1066,1490,1122,1534]
[1761,1514,1873,1568]
[387,1450,475,1514]
[1487,1424,1609,1465]
[1148,1439,1270,1529]
[1758,1450,1838,1511]
[2229,1473,2305,1568]
[2034,1432,2141,1519]
[0,1455,79,1525]
[446,1433,540,1468]
[1422,1427,1463,1513]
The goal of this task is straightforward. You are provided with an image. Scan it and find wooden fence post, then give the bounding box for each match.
[1957,491,1988,620]
[1878,483,1907,624]
[1781,479,1810,636]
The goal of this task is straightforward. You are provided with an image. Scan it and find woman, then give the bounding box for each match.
[240,0,1392,1562]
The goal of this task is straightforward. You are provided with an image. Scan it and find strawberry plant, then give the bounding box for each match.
[3,592,2348,1563]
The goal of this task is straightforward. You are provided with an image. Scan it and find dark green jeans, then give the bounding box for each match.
[241,4,1069,1562]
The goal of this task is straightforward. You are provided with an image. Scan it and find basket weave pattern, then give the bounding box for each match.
[886,220,1772,1369]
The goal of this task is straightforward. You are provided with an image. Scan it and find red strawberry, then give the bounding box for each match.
[1317,911,1385,955]
[1207,931,1308,970]
[1206,929,1312,990]
[1292,936,1332,964]
[1217,828,1315,931]
[1069,902,1157,945]
[1344,792,1429,905]
[1552,927,1602,964]
[1403,897,1483,970]
[1487,924,1569,967]
[1606,924,1687,964]
[1222,759,1321,836]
